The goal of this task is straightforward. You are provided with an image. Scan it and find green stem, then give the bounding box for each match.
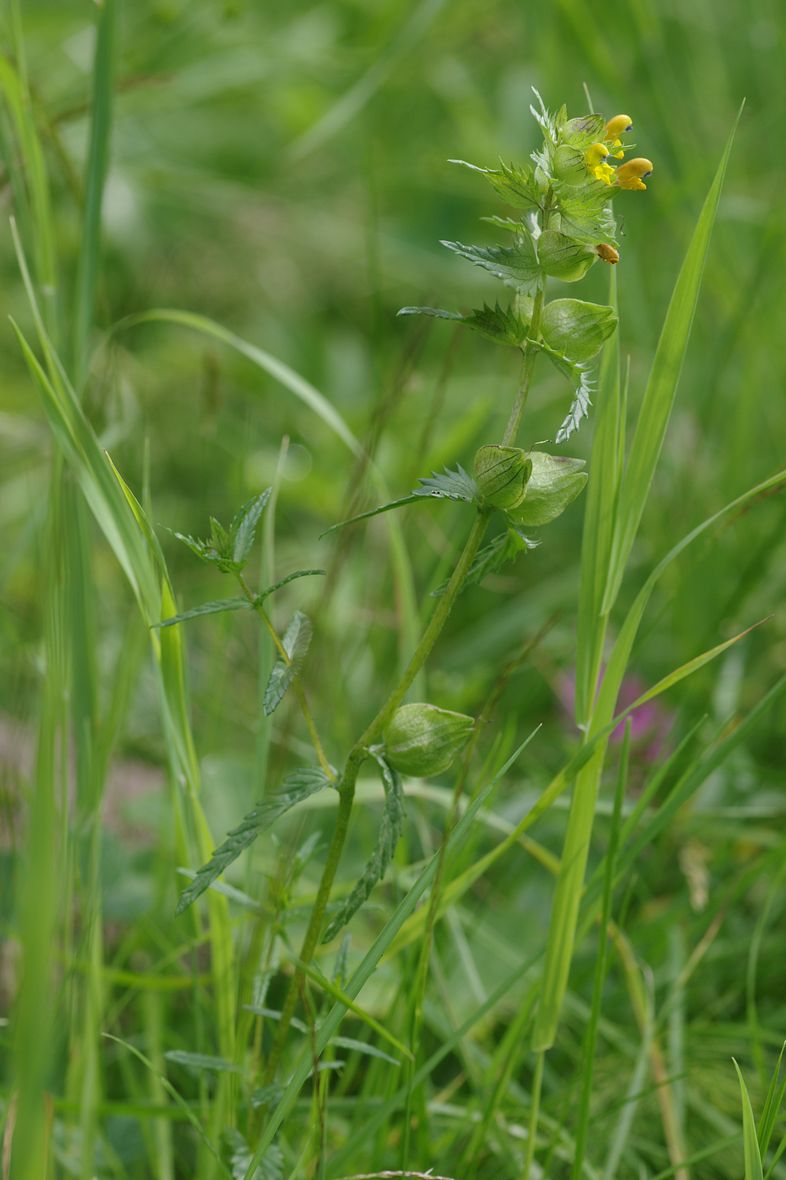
[236,573,332,779]
[502,284,545,447]
[264,752,362,1083]
[523,1049,545,1180]
[263,509,490,1085]
[356,508,490,749]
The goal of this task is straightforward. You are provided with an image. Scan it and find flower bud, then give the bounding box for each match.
[596,242,620,264]
[383,703,474,777]
[474,444,532,510]
[537,229,596,283]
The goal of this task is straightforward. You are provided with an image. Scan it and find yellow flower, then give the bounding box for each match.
[596,242,620,264]
[585,142,615,185]
[616,157,653,191]
[604,113,633,158]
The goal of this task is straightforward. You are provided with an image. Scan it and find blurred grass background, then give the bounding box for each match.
[1,0,785,1176]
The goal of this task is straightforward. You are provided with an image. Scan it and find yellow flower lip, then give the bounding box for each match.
[586,142,610,164]
[605,114,633,139]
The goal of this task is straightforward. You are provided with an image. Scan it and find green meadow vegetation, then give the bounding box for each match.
[1,1,785,1177]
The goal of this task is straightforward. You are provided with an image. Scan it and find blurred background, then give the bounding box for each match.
[1,0,785,1174]
[3,0,784,822]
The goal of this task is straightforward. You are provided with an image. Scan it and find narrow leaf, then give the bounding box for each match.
[175,767,330,914]
[258,568,326,600]
[320,495,420,537]
[164,1051,241,1075]
[734,1060,765,1180]
[603,111,741,613]
[321,756,405,942]
[153,597,252,629]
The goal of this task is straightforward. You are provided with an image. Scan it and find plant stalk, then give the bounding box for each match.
[263,508,490,1085]
[502,284,545,447]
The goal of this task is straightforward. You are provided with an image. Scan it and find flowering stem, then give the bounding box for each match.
[502,283,545,447]
[262,508,490,1088]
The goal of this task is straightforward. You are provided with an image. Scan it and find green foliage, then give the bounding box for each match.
[175,768,332,914]
[734,1061,765,1180]
[175,489,272,574]
[225,1130,284,1180]
[473,444,532,509]
[398,301,529,346]
[411,465,478,501]
[441,235,540,289]
[508,452,587,526]
[321,754,405,942]
[541,298,618,363]
[449,157,541,211]
[153,597,252,628]
[263,610,313,716]
[433,526,538,595]
[537,228,596,282]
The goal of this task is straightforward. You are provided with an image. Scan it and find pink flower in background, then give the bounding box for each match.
[557,670,675,763]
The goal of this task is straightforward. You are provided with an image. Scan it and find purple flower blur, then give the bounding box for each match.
[557,669,674,763]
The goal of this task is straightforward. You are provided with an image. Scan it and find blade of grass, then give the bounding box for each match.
[603,109,742,614]
[734,1060,765,1180]
[575,266,622,726]
[571,723,630,1179]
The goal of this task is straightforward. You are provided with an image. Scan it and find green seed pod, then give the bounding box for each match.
[383,703,474,777]
[537,228,596,282]
[474,444,532,510]
[507,452,587,527]
[552,144,587,185]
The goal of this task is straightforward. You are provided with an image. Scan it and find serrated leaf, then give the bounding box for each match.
[441,236,539,290]
[557,183,618,246]
[165,1051,241,1074]
[153,597,252,629]
[231,488,272,566]
[412,465,477,502]
[449,158,541,211]
[174,529,239,574]
[530,338,596,443]
[250,1084,284,1109]
[175,767,330,914]
[432,528,537,596]
[321,755,404,943]
[263,611,313,716]
[530,86,558,142]
[399,302,528,346]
